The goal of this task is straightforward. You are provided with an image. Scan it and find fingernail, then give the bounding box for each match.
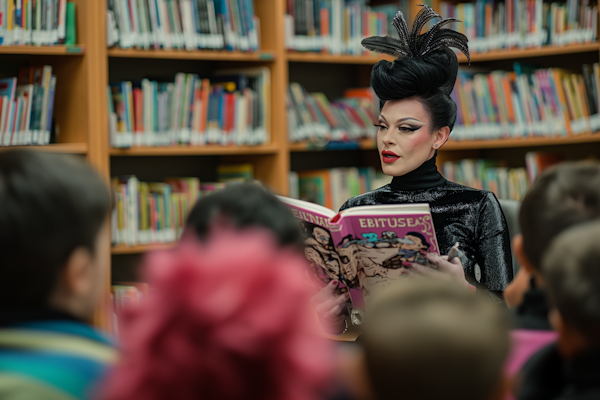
[332,280,338,285]
[403,261,412,267]
[420,251,427,256]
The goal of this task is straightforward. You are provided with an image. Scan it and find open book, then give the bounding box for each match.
[278,196,440,309]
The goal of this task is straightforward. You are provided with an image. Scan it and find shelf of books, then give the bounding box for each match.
[107,48,275,62]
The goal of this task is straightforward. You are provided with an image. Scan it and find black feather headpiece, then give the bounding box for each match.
[361,4,470,65]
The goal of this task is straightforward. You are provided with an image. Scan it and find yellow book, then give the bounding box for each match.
[7,0,13,34]
[138,182,149,232]
[576,75,590,118]
[551,69,573,135]
[569,74,584,119]
[562,75,578,120]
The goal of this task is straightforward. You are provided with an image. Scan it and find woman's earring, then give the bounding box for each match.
[434,144,438,148]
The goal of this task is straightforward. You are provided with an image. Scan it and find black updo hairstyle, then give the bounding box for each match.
[362,5,470,132]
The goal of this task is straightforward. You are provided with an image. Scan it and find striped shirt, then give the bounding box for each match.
[0,320,117,400]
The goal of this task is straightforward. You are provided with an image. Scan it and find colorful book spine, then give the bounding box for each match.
[0,65,56,147]
[108,0,250,50]
[441,159,530,201]
[112,176,210,246]
[287,82,378,143]
[452,64,600,141]
[0,0,73,45]
[438,0,597,53]
[108,67,269,148]
[285,0,389,55]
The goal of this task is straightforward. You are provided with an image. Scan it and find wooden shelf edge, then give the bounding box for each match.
[112,242,176,255]
[289,138,376,152]
[287,51,394,64]
[287,43,599,65]
[107,48,275,61]
[443,133,600,150]
[0,45,85,55]
[109,143,280,156]
[0,143,88,154]
[458,42,600,63]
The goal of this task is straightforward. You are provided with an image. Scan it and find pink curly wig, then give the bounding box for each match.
[102,228,334,400]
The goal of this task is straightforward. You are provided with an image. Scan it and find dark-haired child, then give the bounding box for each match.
[517,221,600,400]
[185,182,304,248]
[502,161,600,392]
[0,150,115,399]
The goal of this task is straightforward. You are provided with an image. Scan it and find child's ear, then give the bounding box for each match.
[513,234,535,275]
[549,308,564,333]
[63,247,94,299]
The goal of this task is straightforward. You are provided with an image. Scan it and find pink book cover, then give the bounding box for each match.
[279,196,440,309]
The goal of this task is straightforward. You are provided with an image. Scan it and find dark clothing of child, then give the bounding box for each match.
[513,285,552,331]
[517,343,600,400]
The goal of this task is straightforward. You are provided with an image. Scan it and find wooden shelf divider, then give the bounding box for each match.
[443,133,600,150]
[289,134,600,152]
[0,143,88,154]
[287,42,600,65]
[0,45,85,55]
[107,48,275,61]
[110,144,280,156]
[112,243,176,255]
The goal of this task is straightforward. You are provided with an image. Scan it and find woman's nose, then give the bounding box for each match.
[381,129,395,146]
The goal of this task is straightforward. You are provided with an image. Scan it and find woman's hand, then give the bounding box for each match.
[406,253,469,289]
[310,280,350,334]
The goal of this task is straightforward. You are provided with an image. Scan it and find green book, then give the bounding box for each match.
[65,2,76,45]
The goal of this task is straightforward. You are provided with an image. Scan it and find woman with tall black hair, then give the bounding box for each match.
[314,6,513,335]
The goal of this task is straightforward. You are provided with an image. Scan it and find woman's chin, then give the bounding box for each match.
[381,163,408,177]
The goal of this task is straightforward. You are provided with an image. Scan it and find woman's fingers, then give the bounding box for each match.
[311,280,342,305]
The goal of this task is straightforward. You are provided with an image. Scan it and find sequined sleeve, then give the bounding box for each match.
[475,192,514,291]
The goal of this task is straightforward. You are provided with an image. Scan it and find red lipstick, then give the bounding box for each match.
[381,150,400,164]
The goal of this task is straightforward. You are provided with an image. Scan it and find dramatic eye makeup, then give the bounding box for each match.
[374,116,423,132]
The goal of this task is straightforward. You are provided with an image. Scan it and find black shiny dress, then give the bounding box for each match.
[340,153,513,291]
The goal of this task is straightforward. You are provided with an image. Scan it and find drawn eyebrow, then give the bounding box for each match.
[395,117,423,124]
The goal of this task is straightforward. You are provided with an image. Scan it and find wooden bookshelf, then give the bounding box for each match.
[0,143,88,154]
[8,0,599,333]
[111,243,176,255]
[0,45,85,55]
[110,144,280,156]
[107,48,276,61]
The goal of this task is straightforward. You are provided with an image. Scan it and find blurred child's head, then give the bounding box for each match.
[102,228,333,400]
[0,150,111,322]
[543,221,600,358]
[186,183,303,249]
[506,161,600,306]
[361,279,510,400]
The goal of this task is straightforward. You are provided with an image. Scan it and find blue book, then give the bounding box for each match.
[44,75,57,143]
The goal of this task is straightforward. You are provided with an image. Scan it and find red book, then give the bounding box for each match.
[200,79,210,133]
[132,88,143,132]
[226,92,236,132]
